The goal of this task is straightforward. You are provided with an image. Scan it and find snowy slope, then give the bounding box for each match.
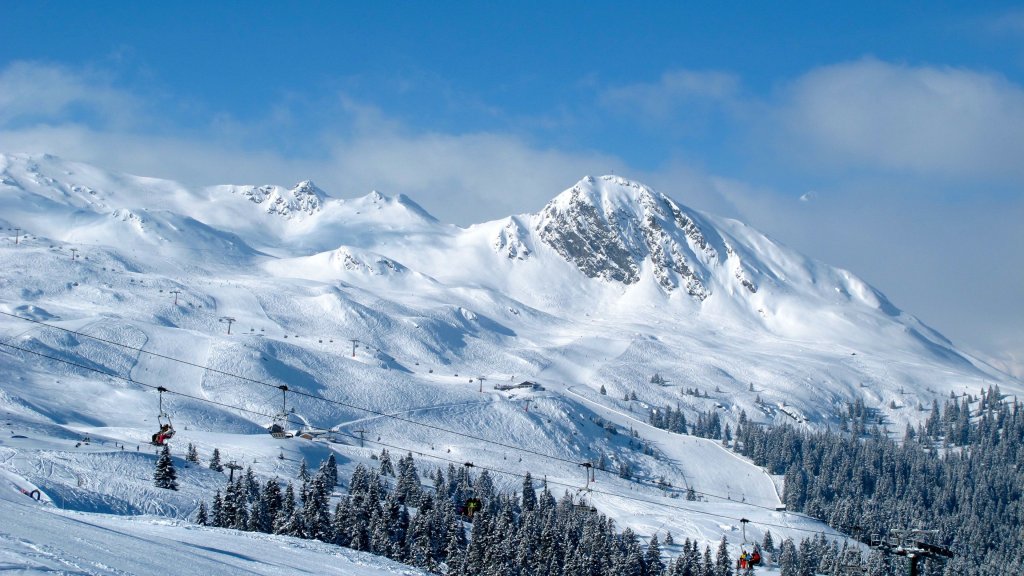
[0,466,427,575]
[0,152,1015,572]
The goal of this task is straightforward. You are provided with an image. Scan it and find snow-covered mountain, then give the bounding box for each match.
[0,152,1018,571]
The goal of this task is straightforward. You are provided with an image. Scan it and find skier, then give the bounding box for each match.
[152,423,174,445]
[750,547,762,567]
[464,497,482,519]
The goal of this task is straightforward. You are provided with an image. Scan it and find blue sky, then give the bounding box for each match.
[2,2,1023,374]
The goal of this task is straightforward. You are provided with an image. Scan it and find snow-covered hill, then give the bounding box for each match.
[0,152,1017,571]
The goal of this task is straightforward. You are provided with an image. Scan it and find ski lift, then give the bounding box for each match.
[151,386,175,445]
[462,496,483,519]
[573,461,598,513]
[268,385,292,439]
[457,462,483,520]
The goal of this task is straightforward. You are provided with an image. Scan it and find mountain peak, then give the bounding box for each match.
[549,175,659,213]
[348,190,438,223]
[290,180,328,200]
[534,175,717,298]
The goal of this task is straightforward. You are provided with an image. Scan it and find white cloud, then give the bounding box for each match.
[0,62,623,226]
[986,9,1024,35]
[0,62,139,127]
[599,70,740,120]
[322,129,622,224]
[772,58,1024,181]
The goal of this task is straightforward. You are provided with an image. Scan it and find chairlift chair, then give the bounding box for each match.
[572,490,597,514]
[573,461,598,513]
[269,385,292,439]
[151,387,175,445]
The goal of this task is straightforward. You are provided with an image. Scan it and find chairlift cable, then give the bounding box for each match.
[0,338,854,540]
[0,312,813,515]
[0,311,589,466]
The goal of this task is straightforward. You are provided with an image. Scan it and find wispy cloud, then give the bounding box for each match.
[599,70,740,120]
[985,9,1024,35]
[0,62,140,128]
[0,61,623,225]
[768,58,1024,182]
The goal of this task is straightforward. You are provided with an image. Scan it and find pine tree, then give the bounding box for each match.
[298,458,310,481]
[716,535,733,576]
[196,501,208,525]
[243,467,260,503]
[154,445,178,490]
[303,471,332,541]
[230,478,249,530]
[186,442,199,463]
[209,447,223,472]
[762,530,775,556]
[600,384,607,395]
[522,471,537,511]
[257,479,282,533]
[321,454,338,487]
[664,531,674,546]
[379,449,395,477]
[646,534,666,576]
[274,482,305,538]
[211,491,225,527]
[779,539,798,576]
[396,453,421,506]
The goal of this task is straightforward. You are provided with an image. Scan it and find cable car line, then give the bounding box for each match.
[0,337,842,540]
[0,310,591,465]
[0,309,795,512]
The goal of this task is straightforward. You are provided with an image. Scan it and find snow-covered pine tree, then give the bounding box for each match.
[211,491,225,527]
[303,470,332,541]
[646,534,665,576]
[196,501,208,525]
[209,447,223,472]
[762,529,775,556]
[522,471,537,511]
[778,538,798,576]
[259,478,282,533]
[330,500,348,547]
[221,479,240,529]
[244,467,260,503]
[444,520,466,576]
[298,458,310,481]
[616,527,645,576]
[154,445,178,490]
[273,482,297,535]
[320,453,338,487]
[186,442,199,463]
[230,478,249,530]
[406,510,433,570]
[368,503,392,556]
[395,453,421,506]
[715,535,733,576]
[379,448,395,477]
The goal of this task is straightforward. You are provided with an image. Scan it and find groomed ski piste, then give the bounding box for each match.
[0,153,1018,574]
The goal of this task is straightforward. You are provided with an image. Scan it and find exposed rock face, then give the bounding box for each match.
[533,176,720,300]
[493,218,532,261]
[240,180,325,217]
[329,247,406,276]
